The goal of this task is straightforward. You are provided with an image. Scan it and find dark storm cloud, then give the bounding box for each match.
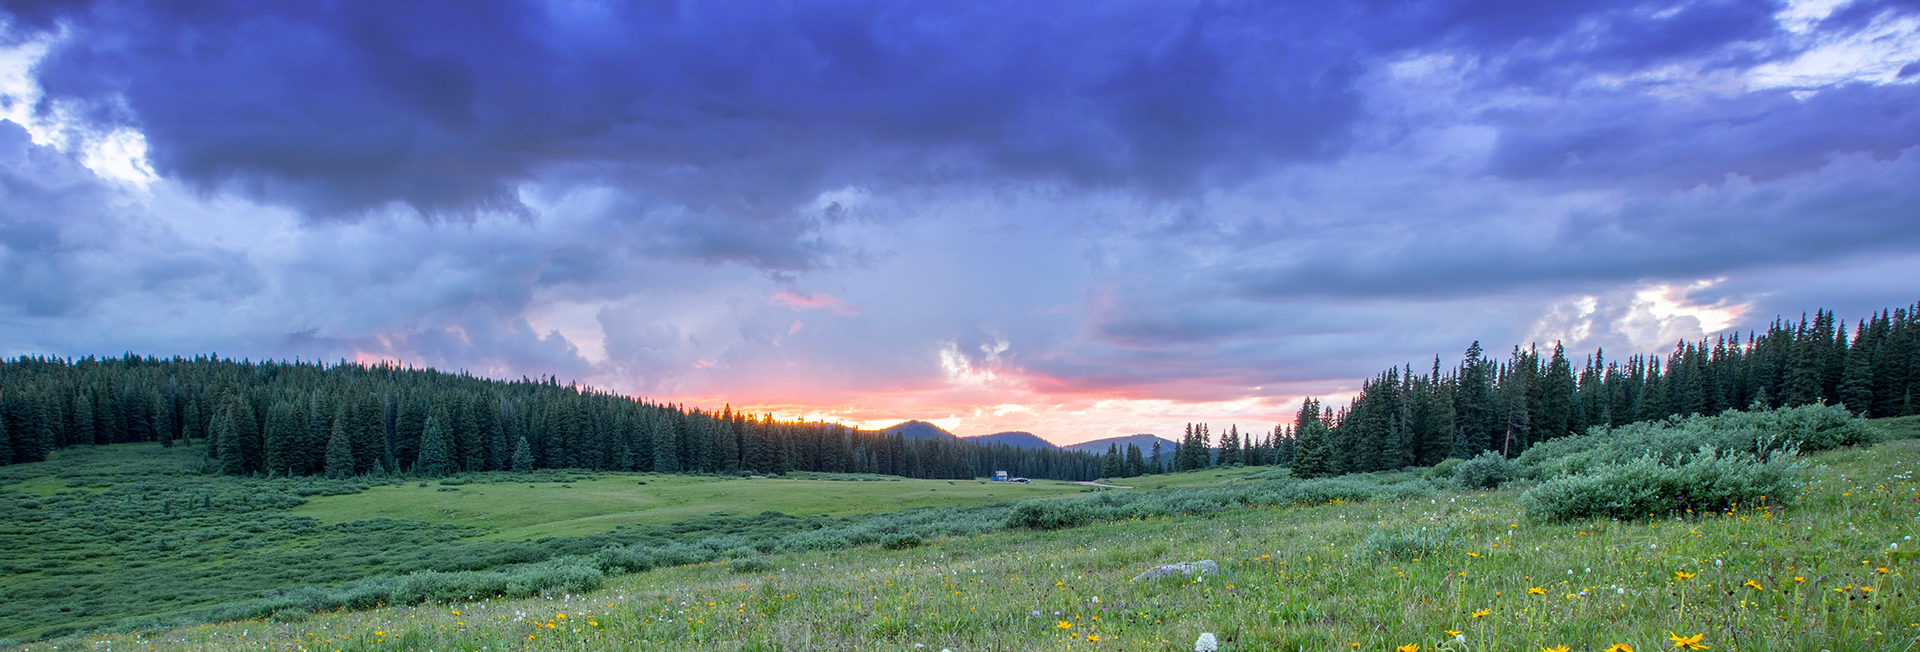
[7,1,1806,242]
[1486,83,1920,188]
[5,0,1918,424]
[10,1,1371,226]
[1225,144,1920,301]
[1417,0,1786,78]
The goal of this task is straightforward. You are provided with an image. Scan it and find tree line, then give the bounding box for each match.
[1282,302,1919,477]
[1086,301,1918,480]
[0,356,1103,481]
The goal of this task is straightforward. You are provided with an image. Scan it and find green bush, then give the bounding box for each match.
[1355,527,1452,561]
[1521,448,1802,522]
[881,532,923,550]
[1006,500,1095,530]
[727,557,773,573]
[1518,404,1874,480]
[1452,452,1519,490]
[1427,458,1465,480]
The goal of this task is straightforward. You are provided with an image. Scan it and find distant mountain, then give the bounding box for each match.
[960,431,1056,449]
[877,420,957,440]
[1062,434,1179,454]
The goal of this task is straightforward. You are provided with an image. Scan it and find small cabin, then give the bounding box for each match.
[992,471,1009,481]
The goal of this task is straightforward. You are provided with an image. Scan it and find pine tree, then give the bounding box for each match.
[1453,342,1494,459]
[651,414,680,473]
[415,414,451,476]
[1785,314,1822,406]
[1839,337,1876,415]
[264,400,303,475]
[0,404,11,466]
[1290,421,1334,478]
[324,422,354,479]
[72,390,94,447]
[1149,441,1163,473]
[1100,443,1123,479]
[488,406,511,471]
[511,435,535,472]
[1125,443,1145,477]
[213,413,245,475]
[1540,343,1574,438]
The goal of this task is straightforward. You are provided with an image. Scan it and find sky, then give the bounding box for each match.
[1,0,1917,446]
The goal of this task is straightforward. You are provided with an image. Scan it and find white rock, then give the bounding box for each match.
[1195,632,1219,652]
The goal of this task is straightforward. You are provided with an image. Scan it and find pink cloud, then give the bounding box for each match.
[770,292,862,317]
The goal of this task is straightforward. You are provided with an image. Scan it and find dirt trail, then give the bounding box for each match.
[1074,481,1133,489]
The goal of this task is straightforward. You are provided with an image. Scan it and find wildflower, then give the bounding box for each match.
[1058,621,1072,630]
[1445,630,1462,637]
[1794,576,1805,582]
[1606,645,1636,652]
[1398,645,1420,652]
[1743,580,1763,590]
[1669,632,1709,650]
[1090,635,1101,642]
[1877,567,1890,574]
[1674,571,1695,580]
[1545,647,1572,652]
[1528,587,1547,594]
[1032,610,1043,617]
[1471,609,1491,618]
[1466,552,1480,557]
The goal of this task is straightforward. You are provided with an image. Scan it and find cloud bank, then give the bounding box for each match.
[3,0,1917,443]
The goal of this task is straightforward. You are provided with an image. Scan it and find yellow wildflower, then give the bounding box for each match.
[1471,609,1491,618]
[1669,632,1709,650]
[1527,587,1547,594]
[1674,571,1695,580]
[1058,621,1072,630]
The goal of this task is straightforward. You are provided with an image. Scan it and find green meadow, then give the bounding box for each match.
[4,412,1913,651]
[0,443,1129,641]
[291,473,1092,540]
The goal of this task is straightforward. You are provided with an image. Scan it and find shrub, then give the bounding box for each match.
[1452,452,1519,490]
[1006,500,1094,530]
[727,557,773,573]
[1427,458,1465,480]
[1521,447,1802,522]
[1520,404,1874,480]
[591,545,656,574]
[881,532,922,550]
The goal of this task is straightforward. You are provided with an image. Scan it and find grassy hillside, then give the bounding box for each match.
[0,444,1168,640]
[291,473,1090,540]
[10,418,1913,651]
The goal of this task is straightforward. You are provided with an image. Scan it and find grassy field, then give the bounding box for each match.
[291,474,1094,540]
[0,443,1245,640]
[17,422,1914,651]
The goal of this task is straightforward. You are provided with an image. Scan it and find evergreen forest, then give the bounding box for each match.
[1085,302,1920,480]
[0,358,1102,481]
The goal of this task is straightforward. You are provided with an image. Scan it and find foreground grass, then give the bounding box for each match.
[293,474,1091,540]
[25,437,1915,652]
